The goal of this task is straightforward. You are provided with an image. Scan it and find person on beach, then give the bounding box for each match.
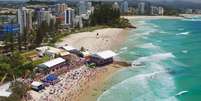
[96,33,99,39]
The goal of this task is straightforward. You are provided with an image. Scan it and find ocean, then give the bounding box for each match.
[97,18,201,101]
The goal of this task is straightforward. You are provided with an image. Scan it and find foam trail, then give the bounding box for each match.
[176,91,189,96]
[176,32,190,35]
[137,43,158,49]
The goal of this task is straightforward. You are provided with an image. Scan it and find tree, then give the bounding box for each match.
[3,32,15,52]
[0,81,30,101]
[89,4,131,28]
[0,52,29,81]
[26,30,37,49]
[34,21,49,46]
[89,4,121,26]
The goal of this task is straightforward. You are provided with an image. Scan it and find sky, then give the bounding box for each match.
[0,0,201,3]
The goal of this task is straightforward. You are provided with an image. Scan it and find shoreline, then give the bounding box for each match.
[122,15,183,20]
[65,28,130,101]
[29,28,131,101]
[75,64,125,101]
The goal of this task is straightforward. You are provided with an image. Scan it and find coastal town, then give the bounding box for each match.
[0,0,201,101]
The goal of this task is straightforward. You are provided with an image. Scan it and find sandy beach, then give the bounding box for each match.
[122,16,183,20]
[56,28,129,52]
[28,28,130,101]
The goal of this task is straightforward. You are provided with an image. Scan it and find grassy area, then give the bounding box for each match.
[32,56,51,66]
[21,50,37,58]
[21,50,51,66]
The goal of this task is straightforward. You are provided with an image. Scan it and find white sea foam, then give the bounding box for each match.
[118,47,128,54]
[98,63,178,101]
[138,43,158,49]
[160,31,168,34]
[142,29,157,35]
[156,40,162,43]
[142,36,148,39]
[176,32,190,35]
[120,47,128,51]
[176,91,189,96]
[132,53,175,65]
[152,24,159,28]
[182,50,188,54]
[182,18,201,22]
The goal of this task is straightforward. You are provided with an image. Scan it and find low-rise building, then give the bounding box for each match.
[91,50,117,66]
[37,57,66,74]
[36,46,63,58]
[60,45,78,53]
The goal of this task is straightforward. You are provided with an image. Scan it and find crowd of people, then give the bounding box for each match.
[28,65,106,101]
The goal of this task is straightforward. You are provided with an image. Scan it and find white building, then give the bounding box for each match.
[138,2,145,15]
[185,9,193,14]
[37,8,55,26]
[17,7,33,34]
[64,8,75,27]
[113,2,120,9]
[56,3,68,16]
[87,2,92,11]
[151,6,164,15]
[36,46,63,57]
[91,50,117,66]
[158,6,164,15]
[78,1,87,15]
[151,6,158,15]
[74,15,83,28]
[37,57,66,74]
[121,0,129,13]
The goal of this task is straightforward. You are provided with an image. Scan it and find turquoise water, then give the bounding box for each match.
[97,18,201,101]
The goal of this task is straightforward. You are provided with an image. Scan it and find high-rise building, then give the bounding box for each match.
[87,2,92,11]
[64,8,75,27]
[113,2,120,10]
[56,3,68,16]
[151,6,158,15]
[37,8,55,26]
[78,1,87,15]
[151,6,164,15]
[185,9,193,14]
[121,0,129,13]
[158,7,164,15]
[74,15,83,28]
[138,2,145,15]
[17,7,33,34]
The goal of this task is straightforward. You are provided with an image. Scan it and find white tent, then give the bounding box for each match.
[39,57,66,68]
[95,50,117,59]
